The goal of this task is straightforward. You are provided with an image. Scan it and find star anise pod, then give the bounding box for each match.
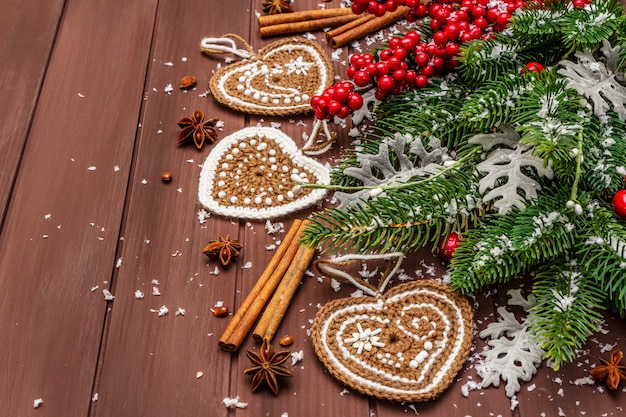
[244,339,292,395]
[589,349,626,390]
[262,0,294,15]
[202,235,242,266]
[176,110,218,150]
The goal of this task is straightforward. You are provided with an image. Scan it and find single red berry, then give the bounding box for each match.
[337,105,351,119]
[472,5,487,17]
[486,7,499,22]
[613,190,626,218]
[353,70,371,87]
[347,93,364,110]
[393,47,408,61]
[445,42,460,57]
[327,100,342,116]
[392,69,406,81]
[444,23,460,40]
[521,61,545,74]
[389,38,402,50]
[377,75,395,93]
[416,74,429,88]
[351,3,365,14]
[376,61,390,76]
[474,17,489,30]
[439,232,462,260]
[415,52,430,67]
[433,31,448,45]
[496,12,512,27]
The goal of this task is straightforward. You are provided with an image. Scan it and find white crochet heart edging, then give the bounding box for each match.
[198,126,330,220]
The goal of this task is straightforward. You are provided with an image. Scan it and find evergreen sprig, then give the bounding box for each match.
[448,186,578,293]
[302,170,485,254]
[302,0,626,368]
[560,0,625,51]
[529,256,604,370]
[577,206,626,316]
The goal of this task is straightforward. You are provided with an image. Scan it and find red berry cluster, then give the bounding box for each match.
[347,31,433,102]
[311,81,365,120]
[311,0,530,120]
[351,0,403,17]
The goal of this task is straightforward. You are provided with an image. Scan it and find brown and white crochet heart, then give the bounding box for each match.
[209,37,333,116]
[198,126,329,220]
[311,280,473,403]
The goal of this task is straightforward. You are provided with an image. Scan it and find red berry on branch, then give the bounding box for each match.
[439,232,462,260]
[416,74,429,88]
[353,70,371,87]
[377,75,396,93]
[496,11,512,27]
[347,93,364,110]
[521,61,545,73]
[613,190,626,218]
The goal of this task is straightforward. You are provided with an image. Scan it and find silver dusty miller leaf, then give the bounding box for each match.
[557,44,626,121]
[469,126,554,215]
[336,133,451,208]
[478,290,544,398]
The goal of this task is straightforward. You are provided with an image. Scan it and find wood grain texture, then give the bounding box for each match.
[0,0,157,416]
[93,1,251,416]
[1,0,625,416]
[0,0,65,219]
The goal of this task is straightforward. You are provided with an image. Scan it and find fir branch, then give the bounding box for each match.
[457,36,534,86]
[577,205,626,317]
[514,71,584,180]
[579,112,626,194]
[449,186,578,293]
[529,257,604,370]
[301,172,485,254]
[559,0,625,52]
[459,73,539,130]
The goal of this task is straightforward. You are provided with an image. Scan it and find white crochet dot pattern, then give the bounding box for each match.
[198,126,330,220]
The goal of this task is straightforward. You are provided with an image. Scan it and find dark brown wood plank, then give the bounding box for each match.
[93,1,254,416]
[0,0,158,416]
[0,0,65,218]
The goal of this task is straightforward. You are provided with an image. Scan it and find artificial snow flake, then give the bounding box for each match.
[479,298,544,397]
[470,126,553,214]
[557,46,626,121]
[222,396,247,409]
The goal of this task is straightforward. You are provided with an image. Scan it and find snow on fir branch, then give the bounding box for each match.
[301,0,626,370]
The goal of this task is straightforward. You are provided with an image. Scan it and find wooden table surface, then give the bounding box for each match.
[1,0,624,416]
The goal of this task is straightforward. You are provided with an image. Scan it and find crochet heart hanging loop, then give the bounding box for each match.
[200,33,254,59]
[301,118,336,156]
[314,252,406,296]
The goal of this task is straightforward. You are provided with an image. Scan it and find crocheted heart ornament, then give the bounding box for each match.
[208,37,333,116]
[311,264,473,402]
[198,126,329,220]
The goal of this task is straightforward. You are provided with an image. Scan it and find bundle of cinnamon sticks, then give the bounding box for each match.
[259,8,359,38]
[218,219,316,351]
[259,6,411,48]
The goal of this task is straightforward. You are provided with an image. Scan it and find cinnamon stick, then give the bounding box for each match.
[258,7,354,28]
[218,219,305,352]
[260,14,360,38]
[252,231,316,344]
[325,13,375,41]
[328,6,411,48]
